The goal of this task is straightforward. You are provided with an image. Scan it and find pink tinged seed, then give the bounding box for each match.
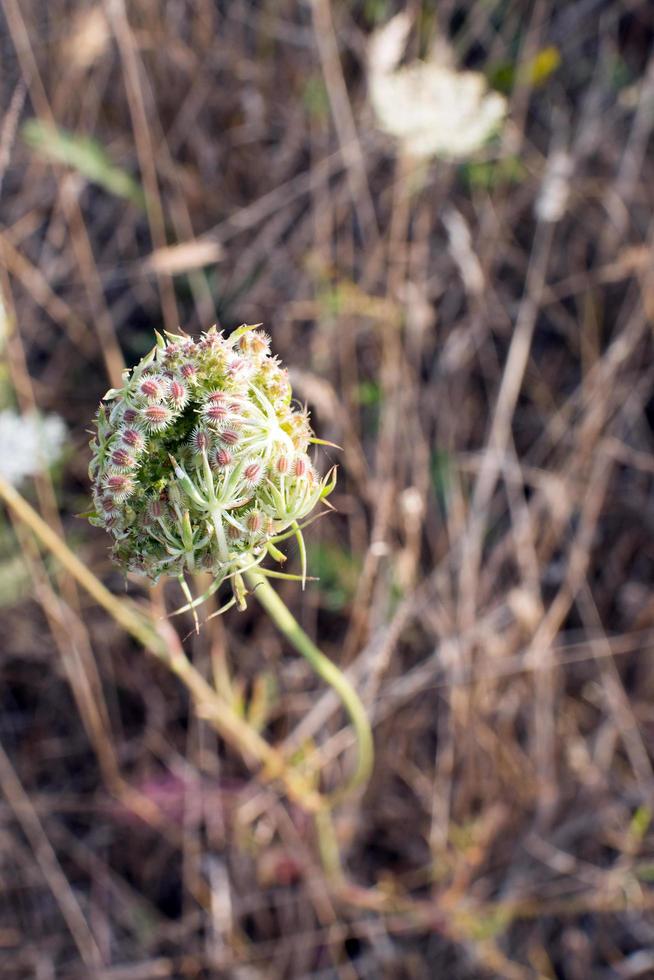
[276,455,289,475]
[106,473,134,497]
[148,497,166,519]
[143,404,171,427]
[169,380,187,404]
[220,428,239,446]
[191,429,210,453]
[111,448,135,468]
[140,378,163,399]
[123,408,138,423]
[214,447,232,467]
[243,461,262,484]
[180,362,197,380]
[204,402,228,422]
[247,511,263,533]
[207,390,227,403]
[227,356,246,375]
[294,456,307,478]
[122,428,144,450]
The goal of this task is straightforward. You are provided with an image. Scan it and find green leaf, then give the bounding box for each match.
[309,541,361,611]
[462,156,526,191]
[228,323,262,343]
[22,120,145,207]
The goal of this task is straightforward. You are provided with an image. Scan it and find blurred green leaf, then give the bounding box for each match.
[629,805,652,843]
[22,120,145,207]
[363,0,391,25]
[356,380,381,406]
[302,76,330,121]
[310,541,361,611]
[462,155,526,191]
[431,449,453,508]
[488,46,561,94]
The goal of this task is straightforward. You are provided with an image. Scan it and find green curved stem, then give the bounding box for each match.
[245,568,374,805]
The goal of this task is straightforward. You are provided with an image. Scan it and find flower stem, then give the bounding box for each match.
[0,475,325,813]
[210,506,229,562]
[245,568,374,803]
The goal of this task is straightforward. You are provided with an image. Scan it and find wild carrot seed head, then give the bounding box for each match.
[88,325,336,584]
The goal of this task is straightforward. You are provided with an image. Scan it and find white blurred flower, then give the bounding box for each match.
[368,13,507,161]
[0,410,67,486]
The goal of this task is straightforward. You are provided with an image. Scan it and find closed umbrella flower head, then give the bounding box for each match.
[88,325,336,606]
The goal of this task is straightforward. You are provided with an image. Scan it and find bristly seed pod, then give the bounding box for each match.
[214,446,233,467]
[202,401,229,424]
[88,325,336,590]
[105,472,136,502]
[147,496,167,520]
[243,460,263,487]
[246,509,263,534]
[180,362,197,381]
[219,428,239,446]
[142,404,173,431]
[168,379,189,409]
[110,448,136,471]
[121,427,146,452]
[190,427,211,455]
[139,376,166,401]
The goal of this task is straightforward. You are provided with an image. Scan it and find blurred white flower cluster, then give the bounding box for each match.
[368,13,507,161]
[0,409,67,486]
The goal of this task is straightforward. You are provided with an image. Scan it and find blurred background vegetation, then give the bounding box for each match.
[2,1,654,977]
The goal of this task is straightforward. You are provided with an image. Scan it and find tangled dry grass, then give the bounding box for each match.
[2,1,654,977]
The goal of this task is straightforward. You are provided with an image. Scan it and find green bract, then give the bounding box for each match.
[88,326,335,610]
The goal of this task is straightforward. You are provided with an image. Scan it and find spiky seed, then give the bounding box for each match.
[203,401,229,423]
[139,376,166,400]
[243,460,263,486]
[105,472,136,501]
[168,379,189,408]
[121,428,145,451]
[247,510,263,534]
[220,428,239,446]
[142,404,173,431]
[147,496,166,520]
[110,448,136,470]
[190,427,211,454]
[214,446,232,467]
